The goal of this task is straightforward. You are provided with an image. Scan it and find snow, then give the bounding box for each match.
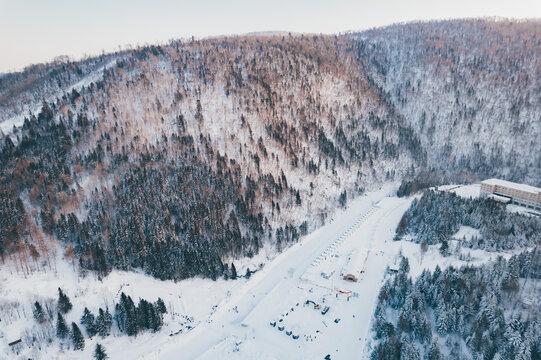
[452,226,481,242]
[0,60,116,136]
[434,183,481,199]
[395,240,515,281]
[148,187,414,360]
[450,184,481,199]
[488,193,511,203]
[1,185,522,359]
[0,247,249,360]
[506,204,541,216]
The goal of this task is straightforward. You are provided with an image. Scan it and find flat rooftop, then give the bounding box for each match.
[488,194,511,203]
[482,178,541,195]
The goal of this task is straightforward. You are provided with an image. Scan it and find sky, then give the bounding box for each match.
[0,0,540,73]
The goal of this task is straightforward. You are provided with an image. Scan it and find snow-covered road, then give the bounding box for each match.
[153,189,413,360]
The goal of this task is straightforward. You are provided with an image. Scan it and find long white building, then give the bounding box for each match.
[480,178,541,211]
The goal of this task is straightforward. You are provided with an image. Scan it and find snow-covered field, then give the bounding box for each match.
[2,184,525,359]
[433,183,480,198]
[0,248,252,360]
[148,188,414,360]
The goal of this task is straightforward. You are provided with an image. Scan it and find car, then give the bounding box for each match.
[321,306,330,315]
[292,334,299,339]
[270,321,276,327]
[334,318,341,323]
[278,325,284,331]
[286,330,292,336]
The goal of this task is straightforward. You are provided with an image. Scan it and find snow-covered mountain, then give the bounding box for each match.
[0,18,540,360]
[351,19,541,184]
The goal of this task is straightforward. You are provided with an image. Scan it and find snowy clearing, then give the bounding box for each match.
[0,248,249,360]
[433,183,480,199]
[1,185,520,360]
[149,188,413,360]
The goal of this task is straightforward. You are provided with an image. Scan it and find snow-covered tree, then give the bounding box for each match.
[71,322,85,350]
[56,312,68,339]
[57,288,72,314]
[33,301,46,324]
[81,307,97,337]
[94,343,108,360]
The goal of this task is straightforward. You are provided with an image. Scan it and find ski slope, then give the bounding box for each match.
[2,185,513,359]
[150,188,413,360]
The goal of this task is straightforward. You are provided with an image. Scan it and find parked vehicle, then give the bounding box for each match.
[305,300,321,309]
[322,306,330,315]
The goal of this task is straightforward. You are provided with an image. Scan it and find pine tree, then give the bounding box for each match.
[115,301,126,332]
[427,337,442,360]
[94,343,108,360]
[231,263,237,280]
[149,305,163,332]
[399,256,410,274]
[399,334,420,360]
[137,299,151,330]
[71,322,85,350]
[155,298,167,314]
[56,312,69,339]
[116,293,138,336]
[339,190,347,207]
[57,287,72,314]
[439,240,449,256]
[96,307,112,337]
[33,301,46,323]
[81,307,97,337]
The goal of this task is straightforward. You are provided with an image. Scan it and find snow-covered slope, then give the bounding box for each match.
[1,186,530,359]
[0,59,116,135]
[352,19,541,184]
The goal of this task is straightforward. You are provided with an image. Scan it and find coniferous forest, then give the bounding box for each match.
[0,17,540,360]
[371,251,541,360]
[2,19,540,282]
[395,190,541,250]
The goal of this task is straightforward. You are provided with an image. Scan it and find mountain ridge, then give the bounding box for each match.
[0,18,539,283]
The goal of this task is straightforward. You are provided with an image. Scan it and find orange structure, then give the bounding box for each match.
[334,287,352,297]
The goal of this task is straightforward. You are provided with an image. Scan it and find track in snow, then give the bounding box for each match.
[152,189,413,360]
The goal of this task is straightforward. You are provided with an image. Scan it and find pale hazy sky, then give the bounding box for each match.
[0,0,540,73]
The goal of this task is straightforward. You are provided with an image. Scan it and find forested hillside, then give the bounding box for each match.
[0,19,540,282]
[352,19,541,184]
[395,190,541,251]
[371,251,541,360]
[0,35,419,280]
[0,54,118,127]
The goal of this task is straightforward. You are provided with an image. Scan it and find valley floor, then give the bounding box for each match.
[150,187,412,360]
[2,184,522,359]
